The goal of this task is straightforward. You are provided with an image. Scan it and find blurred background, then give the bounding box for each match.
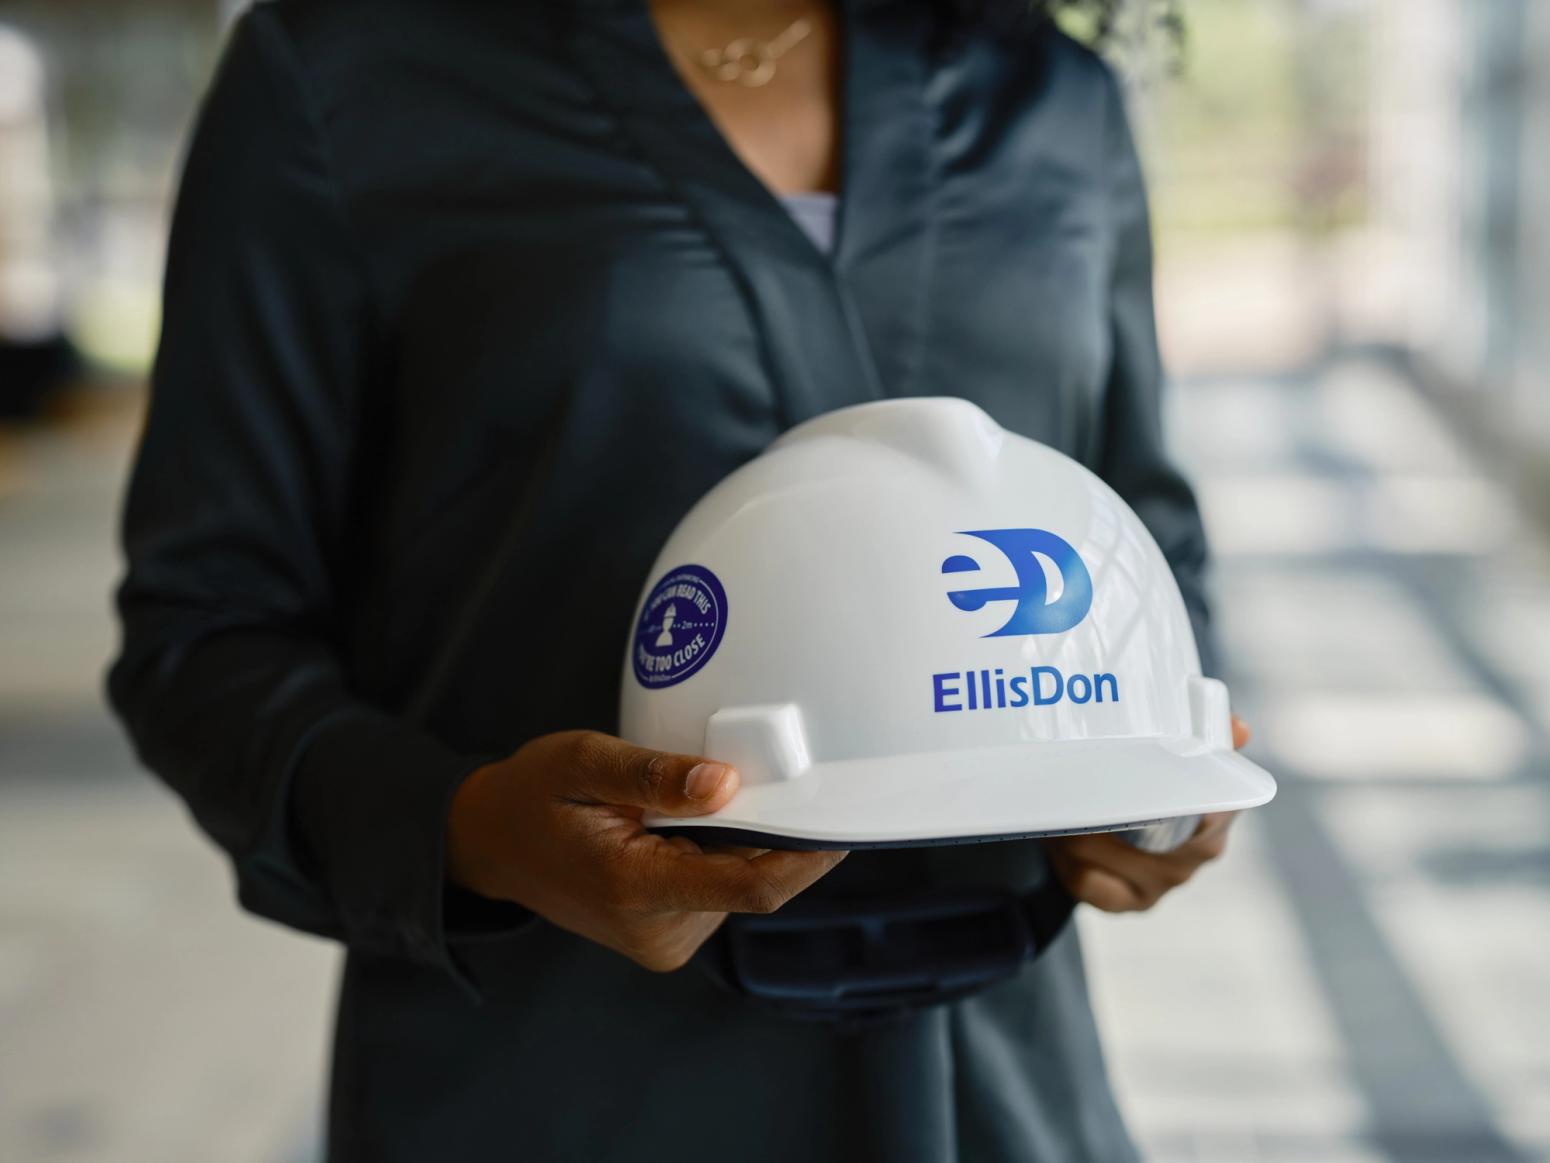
[0,1,1546,1160]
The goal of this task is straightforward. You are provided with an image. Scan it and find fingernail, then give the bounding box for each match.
[684,763,731,800]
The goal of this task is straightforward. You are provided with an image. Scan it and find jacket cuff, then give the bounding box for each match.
[288,705,532,998]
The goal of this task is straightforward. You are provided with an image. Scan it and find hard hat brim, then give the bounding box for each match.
[645,737,1276,850]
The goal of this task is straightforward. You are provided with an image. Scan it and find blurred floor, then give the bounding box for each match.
[0,360,1547,1162]
[1085,356,1550,1162]
[0,395,334,1163]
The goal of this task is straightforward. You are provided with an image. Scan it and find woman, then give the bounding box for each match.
[110,0,1244,1158]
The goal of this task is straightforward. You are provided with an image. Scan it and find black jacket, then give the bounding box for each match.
[110,2,1211,1159]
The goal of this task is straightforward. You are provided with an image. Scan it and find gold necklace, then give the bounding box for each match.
[697,17,812,88]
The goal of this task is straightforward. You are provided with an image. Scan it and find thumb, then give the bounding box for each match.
[560,732,740,817]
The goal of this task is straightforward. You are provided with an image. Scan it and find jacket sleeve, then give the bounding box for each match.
[1094,67,1221,677]
[107,8,513,985]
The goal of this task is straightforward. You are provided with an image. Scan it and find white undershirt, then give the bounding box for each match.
[780,191,839,255]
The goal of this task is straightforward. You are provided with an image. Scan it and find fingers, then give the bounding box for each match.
[1232,714,1252,750]
[623,841,847,916]
[1188,812,1236,858]
[552,731,740,817]
[602,847,844,971]
[740,848,848,909]
[1058,834,1194,910]
[1051,817,1237,913]
[488,732,849,973]
[1056,862,1146,912]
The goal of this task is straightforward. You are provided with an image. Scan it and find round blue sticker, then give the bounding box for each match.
[631,564,728,689]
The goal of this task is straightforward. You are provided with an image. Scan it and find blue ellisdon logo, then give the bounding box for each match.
[933,529,1115,714]
[632,564,727,689]
[942,528,1093,636]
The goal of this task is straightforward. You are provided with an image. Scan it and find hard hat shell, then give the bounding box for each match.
[620,397,1275,848]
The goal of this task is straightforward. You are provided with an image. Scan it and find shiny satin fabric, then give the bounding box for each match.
[109,2,1211,1159]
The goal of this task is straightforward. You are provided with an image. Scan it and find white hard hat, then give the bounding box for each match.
[620,397,1275,849]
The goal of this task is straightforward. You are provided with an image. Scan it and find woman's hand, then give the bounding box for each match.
[1045,716,1252,913]
[446,731,846,971]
